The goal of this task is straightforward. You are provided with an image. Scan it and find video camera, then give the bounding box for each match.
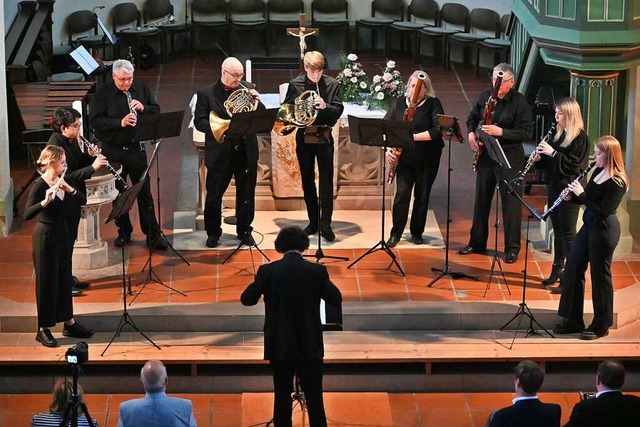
[65,342,89,365]
[579,391,596,401]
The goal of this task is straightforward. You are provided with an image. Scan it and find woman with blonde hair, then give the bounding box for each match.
[385,70,444,247]
[553,135,628,340]
[31,378,99,426]
[537,97,589,285]
[24,146,94,347]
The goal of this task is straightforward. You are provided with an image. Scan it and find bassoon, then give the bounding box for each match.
[387,72,427,184]
[471,71,504,171]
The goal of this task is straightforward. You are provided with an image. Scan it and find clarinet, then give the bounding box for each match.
[512,122,556,185]
[125,91,137,116]
[541,161,596,220]
[78,135,129,190]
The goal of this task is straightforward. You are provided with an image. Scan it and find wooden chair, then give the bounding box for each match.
[229,0,269,56]
[355,0,404,57]
[446,8,500,70]
[311,0,350,51]
[418,3,469,69]
[190,0,229,53]
[387,0,438,63]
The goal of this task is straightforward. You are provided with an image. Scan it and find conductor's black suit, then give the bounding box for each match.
[241,251,342,427]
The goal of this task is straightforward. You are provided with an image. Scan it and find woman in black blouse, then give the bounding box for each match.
[24,146,94,347]
[553,135,628,340]
[385,71,444,247]
[537,97,589,285]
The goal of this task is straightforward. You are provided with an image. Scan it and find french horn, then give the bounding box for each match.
[273,90,320,136]
[209,85,259,142]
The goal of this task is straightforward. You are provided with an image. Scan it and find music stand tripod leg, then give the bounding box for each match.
[304,194,349,263]
[483,183,511,297]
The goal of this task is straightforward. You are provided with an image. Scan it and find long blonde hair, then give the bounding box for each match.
[553,97,584,148]
[596,135,628,188]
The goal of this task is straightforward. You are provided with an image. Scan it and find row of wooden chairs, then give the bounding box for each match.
[356,0,512,75]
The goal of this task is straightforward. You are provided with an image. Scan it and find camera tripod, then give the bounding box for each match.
[59,363,96,427]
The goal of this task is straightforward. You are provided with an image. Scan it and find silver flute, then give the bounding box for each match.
[125,91,137,116]
[512,123,556,185]
[37,166,68,201]
[78,135,129,190]
[541,161,596,220]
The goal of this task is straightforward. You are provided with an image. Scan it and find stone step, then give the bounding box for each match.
[2,282,639,334]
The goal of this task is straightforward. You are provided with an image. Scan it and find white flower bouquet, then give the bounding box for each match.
[367,60,405,111]
[336,53,370,104]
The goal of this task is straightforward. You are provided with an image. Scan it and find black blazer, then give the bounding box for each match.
[194,79,265,170]
[565,391,640,427]
[241,252,342,361]
[489,399,561,427]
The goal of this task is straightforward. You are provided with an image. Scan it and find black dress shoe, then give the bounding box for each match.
[71,287,83,297]
[458,245,485,255]
[114,233,131,247]
[505,252,518,264]
[321,228,335,242]
[36,328,58,348]
[205,235,220,248]
[548,285,563,295]
[386,235,400,248]
[542,262,564,285]
[411,234,424,245]
[552,318,584,334]
[580,326,609,340]
[146,236,168,250]
[62,322,94,339]
[72,276,91,290]
[303,224,318,236]
[239,233,255,246]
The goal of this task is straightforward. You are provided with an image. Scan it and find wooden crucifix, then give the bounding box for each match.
[287,13,319,66]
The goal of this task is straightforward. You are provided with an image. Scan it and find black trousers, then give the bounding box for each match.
[102,144,160,238]
[468,145,524,253]
[296,138,335,230]
[558,213,620,329]
[390,151,442,238]
[270,359,327,427]
[204,146,257,238]
[546,183,580,263]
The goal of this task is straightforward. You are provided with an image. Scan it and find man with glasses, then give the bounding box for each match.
[47,107,109,295]
[282,51,344,242]
[194,57,264,248]
[459,63,532,264]
[90,59,167,250]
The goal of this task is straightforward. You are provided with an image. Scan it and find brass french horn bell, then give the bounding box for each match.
[209,85,259,143]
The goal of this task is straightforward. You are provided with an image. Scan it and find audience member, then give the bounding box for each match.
[565,360,640,426]
[31,378,98,427]
[118,360,196,427]
[487,360,561,427]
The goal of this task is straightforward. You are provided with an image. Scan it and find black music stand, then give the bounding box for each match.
[131,111,188,303]
[428,115,478,287]
[222,108,279,265]
[477,129,512,296]
[499,179,554,347]
[102,180,160,356]
[94,12,116,59]
[346,115,414,276]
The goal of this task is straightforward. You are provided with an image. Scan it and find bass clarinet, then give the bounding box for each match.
[541,161,595,220]
[78,135,129,190]
[472,71,503,171]
[511,122,556,185]
[387,71,427,184]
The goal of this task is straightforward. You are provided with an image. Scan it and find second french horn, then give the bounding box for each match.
[273,90,320,136]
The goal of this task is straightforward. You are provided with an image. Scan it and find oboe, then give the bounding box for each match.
[512,122,556,185]
[541,161,596,220]
[78,135,129,190]
[125,91,137,116]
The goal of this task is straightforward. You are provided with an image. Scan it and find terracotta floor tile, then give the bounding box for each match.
[170,291,217,303]
[172,276,216,292]
[212,410,243,427]
[4,394,50,412]
[465,392,513,410]
[420,409,473,427]
[415,393,468,410]
[331,276,359,292]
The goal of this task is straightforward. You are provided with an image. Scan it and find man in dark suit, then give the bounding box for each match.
[194,56,264,248]
[241,226,342,427]
[565,360,640,426]
[487,360,561,427]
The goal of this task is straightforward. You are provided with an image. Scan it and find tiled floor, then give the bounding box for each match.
[6,390,640,427]
[4,50,640,306]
